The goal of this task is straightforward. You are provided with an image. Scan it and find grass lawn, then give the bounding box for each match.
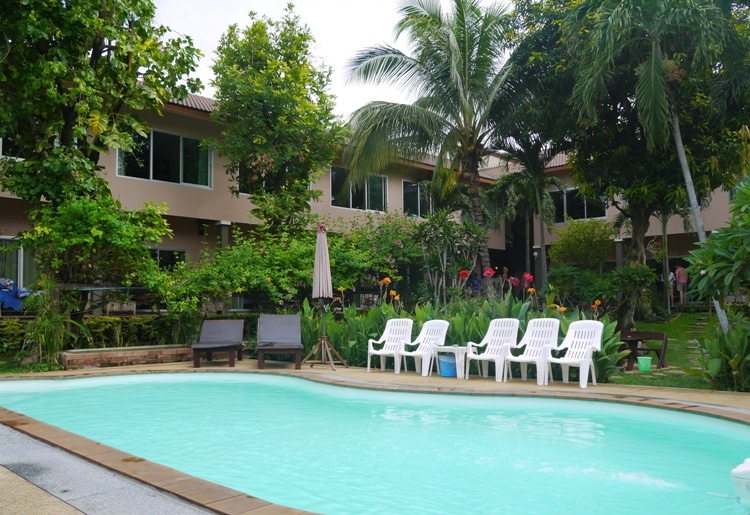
[609,311,714,389]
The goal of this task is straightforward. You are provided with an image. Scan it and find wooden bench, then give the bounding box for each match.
[620,331,668,371]
[255,314,303,370]
[192,319,245,368]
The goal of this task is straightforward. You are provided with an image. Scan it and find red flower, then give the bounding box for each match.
[523,272,534,286]
[483,267,495,278]
[509,276,520,287]
[459,270,470,280]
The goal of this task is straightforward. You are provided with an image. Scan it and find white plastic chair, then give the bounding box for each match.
[545,320,604,389]
[400,320,450,376]
[504,318,560,386]
[465,318,520,381]
[367,318,414,373]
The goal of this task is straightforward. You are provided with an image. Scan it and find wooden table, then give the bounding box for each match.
[620,331,668,371]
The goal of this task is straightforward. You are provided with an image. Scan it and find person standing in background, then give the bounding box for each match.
[667,268,675,307]
[675,264,689,304]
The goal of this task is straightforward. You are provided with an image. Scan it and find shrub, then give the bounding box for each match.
[699,315,750,392]
[549,218,617,270]
[0,318,26,355]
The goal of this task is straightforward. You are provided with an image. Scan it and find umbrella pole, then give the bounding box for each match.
[302,298,348,370]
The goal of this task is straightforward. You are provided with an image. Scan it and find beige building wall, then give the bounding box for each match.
[532,167,732,259]
[101,111,257,227]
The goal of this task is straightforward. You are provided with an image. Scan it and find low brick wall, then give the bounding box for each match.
[61,345,192,370]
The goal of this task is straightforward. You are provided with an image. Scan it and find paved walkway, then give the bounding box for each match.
[1,359,749,514]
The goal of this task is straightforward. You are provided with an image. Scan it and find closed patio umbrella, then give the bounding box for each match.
[303,222,347,370]
[312,221,333,301]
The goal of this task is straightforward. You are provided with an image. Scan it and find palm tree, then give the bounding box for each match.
[488,145,564,291]
[563,0,740,332]
[343,0,512,270]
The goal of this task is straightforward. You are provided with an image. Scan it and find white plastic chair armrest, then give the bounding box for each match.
[367,337,386,351]
[467,340,487,349]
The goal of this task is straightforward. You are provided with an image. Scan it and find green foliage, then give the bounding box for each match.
[547,265,619,313]
[688,178,750,304]
[81,317,119,348]
[0,318,26,355]
[592,315,626,383]
[0,0,201,206]
[209,5,345,231]
[416,210,487,305]
[21,198,171,286]
[549,219,617,270]
[143,263,205,346]
[22,277,91,363]
[699,315,750,392]
[331,211,422,290]
[179,213,424,311]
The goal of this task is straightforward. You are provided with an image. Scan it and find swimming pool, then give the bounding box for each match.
[0,373,748,514]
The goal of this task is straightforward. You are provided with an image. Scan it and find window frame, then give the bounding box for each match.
[330,166,387,212]
[117,130,212,188]
[149,248,187,270]
[551,187,606,222]
[402,180,432,218]
[0,237,37,288]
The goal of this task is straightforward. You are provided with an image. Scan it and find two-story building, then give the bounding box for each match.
[0,92,734,301]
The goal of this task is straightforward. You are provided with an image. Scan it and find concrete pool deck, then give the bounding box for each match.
[1,358,749,514]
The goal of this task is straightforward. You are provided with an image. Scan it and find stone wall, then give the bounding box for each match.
[61,345,192,370]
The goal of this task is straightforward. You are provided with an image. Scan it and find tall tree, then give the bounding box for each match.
[209,5,346,231]
[343,0,512,270]
[488,145,565,290]
[563,0,750,331]
[0,0,200,352]
[0,0,201,206]
[488,0,578,290]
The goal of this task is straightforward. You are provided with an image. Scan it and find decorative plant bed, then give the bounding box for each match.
[61,345,192,369]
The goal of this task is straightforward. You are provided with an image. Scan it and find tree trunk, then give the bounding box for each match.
[524,215,531,275]
[466,159,491,271]
[534,188,548,291]
[629,203,651,265]
[662,217,671,315]
[672,114,729,333]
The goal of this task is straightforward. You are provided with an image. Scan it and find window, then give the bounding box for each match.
[403,180,432,218]
[330,166,386,211]
[237,163,264,195]
[551,188,606,223]
[0,136,33,160]
[149,249,186,270]
[118,131,211,187]
[238,164,252,195]
[0,239,37,288]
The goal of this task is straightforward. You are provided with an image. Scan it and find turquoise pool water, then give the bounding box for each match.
[0,373,748,514]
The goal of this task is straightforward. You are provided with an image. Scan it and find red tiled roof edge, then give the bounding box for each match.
[167,93,215,113]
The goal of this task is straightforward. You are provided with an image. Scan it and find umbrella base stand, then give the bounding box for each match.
[303,336,348,371]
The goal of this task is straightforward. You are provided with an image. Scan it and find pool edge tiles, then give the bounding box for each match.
[0,407,314,515]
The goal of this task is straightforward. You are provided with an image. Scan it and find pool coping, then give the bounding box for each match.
[1,361,749,514]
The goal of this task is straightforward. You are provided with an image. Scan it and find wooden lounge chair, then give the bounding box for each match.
[191,319,245,368]
[255,314,303,370]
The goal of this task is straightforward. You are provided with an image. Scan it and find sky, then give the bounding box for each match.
[153,0,410,119]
